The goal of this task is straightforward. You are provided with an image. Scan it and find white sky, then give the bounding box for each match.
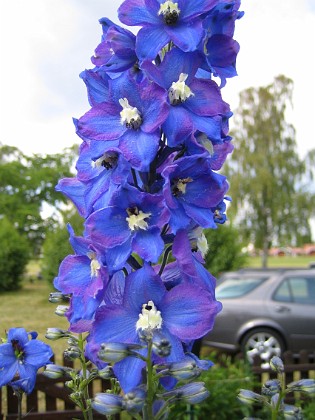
[0,0,314,159]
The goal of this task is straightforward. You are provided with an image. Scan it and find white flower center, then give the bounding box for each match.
[196,133,214,155]
[136,300,162,331]
[197,232,209,257]
[94,152,118,170]
[87,252,101,277]
[126,208,151,231]
[158,1,180,16]
[168,73,194,104]
[172,177,193,196]
[119,98,142,129]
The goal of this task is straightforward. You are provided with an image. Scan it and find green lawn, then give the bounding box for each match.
[0,262,69,363]
[246,255,315,268]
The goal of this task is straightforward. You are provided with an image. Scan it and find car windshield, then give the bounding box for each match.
[216,276,267,298]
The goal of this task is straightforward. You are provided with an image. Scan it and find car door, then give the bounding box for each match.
[266,274,315,351]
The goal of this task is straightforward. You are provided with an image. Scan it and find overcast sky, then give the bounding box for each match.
[0,0,314,159]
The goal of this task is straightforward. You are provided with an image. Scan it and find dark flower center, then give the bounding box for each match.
[11,339,24,360]
[163,9,179,25]
[172,177,193,197]
[101,153,118,170]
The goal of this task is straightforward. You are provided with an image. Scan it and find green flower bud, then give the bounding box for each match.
[238,389,267,405]
[55,305,69,317]
[92,393,123,415]
[45,328,70,340]
[287,379,315,394]
[270,356,284,373]
[98,342,143,363]
[43,364,71,379]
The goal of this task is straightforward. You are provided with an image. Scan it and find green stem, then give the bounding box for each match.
[271,372,285,420]
[144,339,154,420]
[78,333,93,420]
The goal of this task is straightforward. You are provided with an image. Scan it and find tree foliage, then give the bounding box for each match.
[226,75,314,266]
[204,223,247,277]
[0,143,76,255]
[0,216,30,291]
[41,209,84,283]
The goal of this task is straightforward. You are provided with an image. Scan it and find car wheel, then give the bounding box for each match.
[241,328,285,368]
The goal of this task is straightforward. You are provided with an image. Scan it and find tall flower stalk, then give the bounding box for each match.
[49,0,244,418]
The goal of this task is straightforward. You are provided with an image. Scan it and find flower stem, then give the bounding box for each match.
[144,339,154,420]
[271,372,285,420]
[78,333,93,420]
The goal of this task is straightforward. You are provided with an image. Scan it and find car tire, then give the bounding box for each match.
[241,328,285,368]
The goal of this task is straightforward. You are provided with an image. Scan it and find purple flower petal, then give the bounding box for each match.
[132,228,164,262]
[162,284,221,340]
[118,0,160,26]
[77,103,124,141]
[136,26,170,61]
[166,21,204,52]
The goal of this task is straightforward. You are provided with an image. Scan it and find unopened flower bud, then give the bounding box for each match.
[262,379,281,396]
[160,382,209,404]
[49,292,71,303]
[287,379,315,394]
[92,393,123,415]
[97,366,114,379]
[44,364,71,379]
[64,346,81,360]
[123,387,146,414]
[55,305,69,317]
[283,404,303,419]
[98,342,143,363]
[163,359,202,381]
[270,356,284,373]
[238,389,267,405]
[152,331,171,357]
[45,328,70,340]
[67,336,79,346]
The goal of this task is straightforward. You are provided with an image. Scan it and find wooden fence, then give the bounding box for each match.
[1,351,314,419]
[0,355,117,420]
[251,350,315,404]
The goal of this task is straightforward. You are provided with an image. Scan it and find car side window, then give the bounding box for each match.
[273,277,315,304]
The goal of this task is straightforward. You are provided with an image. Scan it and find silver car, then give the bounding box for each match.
[203,268,315,366]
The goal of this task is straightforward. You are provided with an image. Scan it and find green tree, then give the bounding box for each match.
[204,223,248,277]
[0,143,76,255]
[0,216,30,291]
[41,209,84,283]
[226,75,313,267]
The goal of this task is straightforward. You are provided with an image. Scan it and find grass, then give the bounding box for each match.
[245,255,315,268]
[0,261,69,363]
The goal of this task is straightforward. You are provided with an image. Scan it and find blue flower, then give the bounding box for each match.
[84,186,169,271]
[142,48,230,146]
[91,18,138,75]
[76,74,169,171]
[118,0,219,60]
[200,1,244,87]
[56,145,131,218]
[162,155,229,232]
[54,225,109,332]
[86,263,218,392]
[0,328,53,393]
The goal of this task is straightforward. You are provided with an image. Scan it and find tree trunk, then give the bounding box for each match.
[261,236,269,268]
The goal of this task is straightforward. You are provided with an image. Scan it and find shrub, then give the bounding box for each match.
[169,353,256,419]
[0,216,30,291]
[41,210,84,283]
[204,223,248,277]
